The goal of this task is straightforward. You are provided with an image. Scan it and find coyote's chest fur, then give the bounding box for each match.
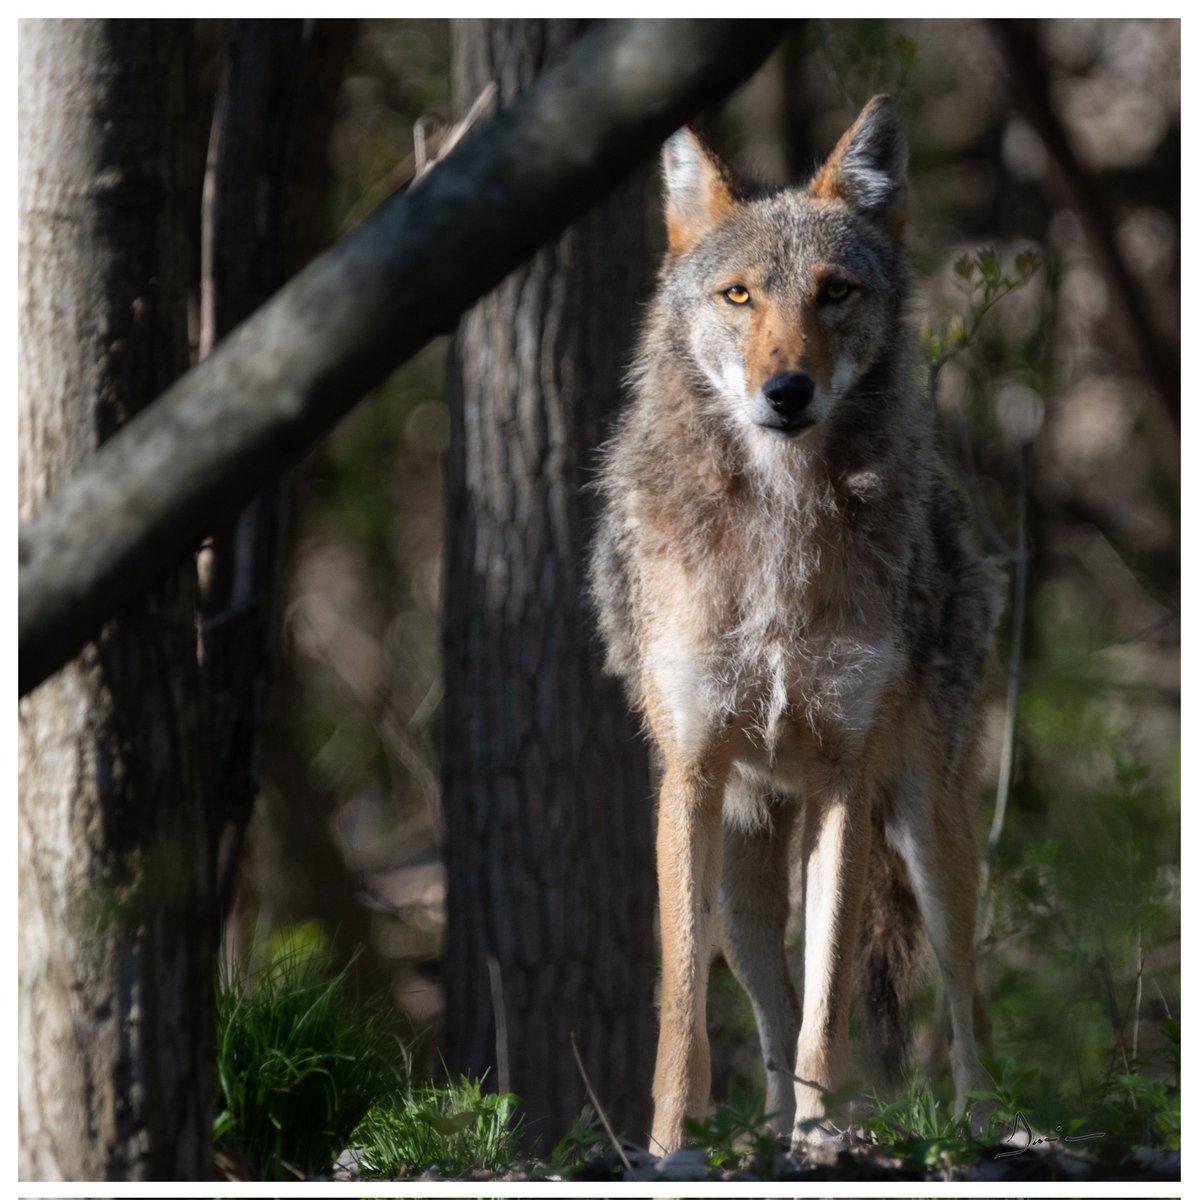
[636,447,908,789]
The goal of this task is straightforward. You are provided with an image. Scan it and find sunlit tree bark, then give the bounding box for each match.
[19,18,213,1180]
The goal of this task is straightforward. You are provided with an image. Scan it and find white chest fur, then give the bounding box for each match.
[647,617,902,789]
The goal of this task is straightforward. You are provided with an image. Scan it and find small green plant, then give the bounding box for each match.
[353,1075,522,1177]
[922,246,1041,375]
[544,1105,614,1176]
[1097,1065,1180,1150]
[682,1089,783,1177]
[869,1076,969,1138]
[214,926,408,1180]
[984,744,1180,1154]
[975,1043,1180,1159]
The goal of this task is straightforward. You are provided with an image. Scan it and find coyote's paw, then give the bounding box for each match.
[791,1120,848,1153]
[966,1095,997,1139]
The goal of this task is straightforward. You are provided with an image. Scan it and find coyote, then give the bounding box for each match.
[589,96,1003,1153]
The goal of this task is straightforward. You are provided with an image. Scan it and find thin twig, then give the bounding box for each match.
[814,20,860,109]
[767,1060,834,1095]
[950,399,1017,560]
[413,114,431,176]
[340,81,499,230]
[977,444,1029,943]
[431,81,498,164]
[1131,926,1144,1063]
[570,1032,631,1172]
[486,955,511,1098]
[407,677,444,735]
[1152,976,1172,1021]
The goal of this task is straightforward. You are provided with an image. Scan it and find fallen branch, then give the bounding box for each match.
[570,1032,631,1173]
[19,18,790,696]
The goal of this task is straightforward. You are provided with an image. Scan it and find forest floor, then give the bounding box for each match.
[329,1137,1180,1185]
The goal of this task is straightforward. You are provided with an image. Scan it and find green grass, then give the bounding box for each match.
[858,1074,984,1171]
[544,1106,615,1176]
[352,1075,522,1177]
[214,924,522,1180]
[214,928,408,1180]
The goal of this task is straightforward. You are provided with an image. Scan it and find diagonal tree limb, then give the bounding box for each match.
[19,18,791,697]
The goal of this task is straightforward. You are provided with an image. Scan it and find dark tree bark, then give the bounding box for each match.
[442,18,656,1146]
[18,19,213,1180]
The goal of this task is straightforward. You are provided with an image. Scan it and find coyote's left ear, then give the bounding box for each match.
[810,95,907,232]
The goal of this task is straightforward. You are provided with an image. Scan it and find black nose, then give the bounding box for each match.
[763,372,815,422]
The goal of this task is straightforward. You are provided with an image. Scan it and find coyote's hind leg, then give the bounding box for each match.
[888,770,995,1134]
[719,780,800,1136]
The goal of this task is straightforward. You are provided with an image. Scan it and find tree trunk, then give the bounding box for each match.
[18,19,213,1180]
[442,17,656,1147]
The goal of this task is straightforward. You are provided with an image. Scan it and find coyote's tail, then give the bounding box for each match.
[855,831,921,1084]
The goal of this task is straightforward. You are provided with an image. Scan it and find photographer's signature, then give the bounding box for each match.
[995,1110,1107,1158]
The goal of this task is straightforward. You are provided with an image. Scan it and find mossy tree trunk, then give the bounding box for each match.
[442,17,657,1148]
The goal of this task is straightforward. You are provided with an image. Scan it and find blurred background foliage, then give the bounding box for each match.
[230,17,1178,1138]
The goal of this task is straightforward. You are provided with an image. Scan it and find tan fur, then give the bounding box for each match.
[589,97,1003,1153]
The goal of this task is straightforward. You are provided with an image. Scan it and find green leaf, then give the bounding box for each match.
[421,1108,478,1135]
[1015,248,1040,278]
[977,247,1001,285]
[893,34,918,71]
[953,254,977,282]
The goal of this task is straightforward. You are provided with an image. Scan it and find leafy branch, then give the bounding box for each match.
[922,245,1041,410]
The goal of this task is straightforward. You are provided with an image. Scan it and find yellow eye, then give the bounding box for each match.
[823,280,853,303]
[723,285,751,305]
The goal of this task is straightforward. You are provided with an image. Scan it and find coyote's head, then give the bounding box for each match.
[659,96,910,441]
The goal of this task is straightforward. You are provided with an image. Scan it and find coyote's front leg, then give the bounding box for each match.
[792,767,874,1145]
[651,760,725,1154]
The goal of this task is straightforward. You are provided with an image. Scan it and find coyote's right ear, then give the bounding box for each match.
[662,128,739,255]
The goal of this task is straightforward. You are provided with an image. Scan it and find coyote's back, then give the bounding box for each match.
[589,96,1002,1153]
